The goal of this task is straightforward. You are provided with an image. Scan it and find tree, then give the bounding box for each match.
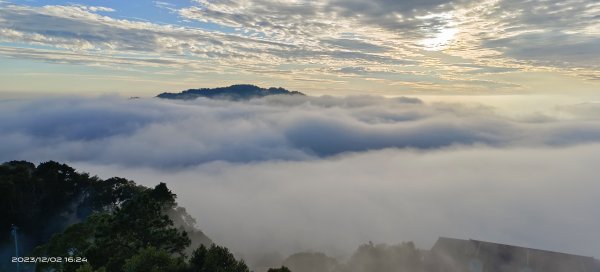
[85,177,142,213]
[0,160,99,271]
[189,244,208,270]
[1,161,237,272]
[189,244,250,272]
[122,247,186,272]
[268,266,292,272]
[35,183,190,272]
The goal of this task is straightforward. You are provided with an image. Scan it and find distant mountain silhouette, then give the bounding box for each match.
[157,84,305,101]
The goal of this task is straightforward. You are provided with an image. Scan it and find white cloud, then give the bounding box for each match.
[76,144,600,265]
[1,1,598,92]
[0,4,298,66]
[2,95,600,167]
[2,95,600,266]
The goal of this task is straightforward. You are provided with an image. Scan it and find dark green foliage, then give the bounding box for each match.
[0,160,222,272]
[86,177,142,212]
[0,160,106,272]
[0,161,145,256]
[0,161,93,247]
[122,247,187,272]
[189,244,208,270]
[189,244,250,272]
[35,183,190,271]
[157,84,305,101]
[33,215,100,271]
[268,266,292,272]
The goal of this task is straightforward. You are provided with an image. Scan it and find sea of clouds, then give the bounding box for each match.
[1,95,600,265]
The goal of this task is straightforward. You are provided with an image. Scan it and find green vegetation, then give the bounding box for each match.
[0,160,444,272]
[189,244,250,272]
[34,181,190,271]
[0,161,283,272]
[156,84,305,101]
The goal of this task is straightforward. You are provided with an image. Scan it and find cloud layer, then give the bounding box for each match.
[2,95,600,266]
[2,95,600,167]
[78,144,600,264]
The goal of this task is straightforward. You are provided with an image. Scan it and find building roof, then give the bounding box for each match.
[430,237,600,272]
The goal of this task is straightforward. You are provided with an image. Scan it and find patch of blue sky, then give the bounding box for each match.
[9,0,242,34]
[9,0,183,24]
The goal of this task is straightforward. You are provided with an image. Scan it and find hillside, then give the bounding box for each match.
[157,84,305,101]
[0,160,273,272]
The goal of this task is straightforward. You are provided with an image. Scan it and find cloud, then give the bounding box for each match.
[0,2,416,67]
[179,0,600,75]
[1,95,600,168]
[75,144,600,266]
[2,1,598,92]
[2,95,600,267]
[0,3,298,68]
[448,0,600,71]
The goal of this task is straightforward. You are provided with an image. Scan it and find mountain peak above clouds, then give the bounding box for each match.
[157,84,305,101]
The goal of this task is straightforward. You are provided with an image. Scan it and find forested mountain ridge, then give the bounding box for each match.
[0,160,287,272]
[156,84,305,101]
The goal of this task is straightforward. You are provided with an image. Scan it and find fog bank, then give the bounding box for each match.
[75,144,600,264]
[1,95,599,266]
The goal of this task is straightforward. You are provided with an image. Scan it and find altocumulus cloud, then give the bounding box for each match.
[1,0,598,87]
[2,95,600,265]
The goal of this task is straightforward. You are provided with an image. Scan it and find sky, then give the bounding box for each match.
[0,0,599,97]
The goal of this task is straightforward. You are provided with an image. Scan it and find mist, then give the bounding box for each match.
[1,94,600,267]
[74,144,600,262]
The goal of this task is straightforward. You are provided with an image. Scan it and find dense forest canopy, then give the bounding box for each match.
[0,160,277,272]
